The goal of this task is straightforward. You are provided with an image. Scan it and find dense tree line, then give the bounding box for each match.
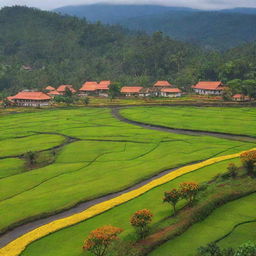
[0,6,256,97]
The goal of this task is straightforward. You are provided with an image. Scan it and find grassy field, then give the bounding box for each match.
[149,193,256,256]
[0,108,254,230]
[218,221,256,249]
[121,106,256,137]
[20,158,244,256]
[0,108,253,232]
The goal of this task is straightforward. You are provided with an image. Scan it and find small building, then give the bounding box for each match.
[79,82,98,96]
[57,85,76,95]
[7,91,51,107]
[192,81,224,95]
[160,88,182,97]
[232,94,250,102]
[138,87,159,97]
[45,86,55,92]
[79,81,111,97]
[153,81,173,88]
[47,90,61,98]
[121,87,143,97]
[97,80,111,97]
[21,65,33,71]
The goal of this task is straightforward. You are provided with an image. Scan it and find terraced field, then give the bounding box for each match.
[0,106,255,256]
[121,106,256,137]
[150,193,256,256]
[20,159,243,256]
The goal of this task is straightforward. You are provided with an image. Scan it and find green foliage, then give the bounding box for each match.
[82,97,90,105]
[197,241,256,256]
[226,163,238,178]
[108,82,121,100]
[54,95,74,104]
[0,6,202,93]
[235,241,256,256]
[1,6,256,94]
[163,188,181,215]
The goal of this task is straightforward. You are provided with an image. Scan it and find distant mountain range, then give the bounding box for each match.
[55,4,256,50]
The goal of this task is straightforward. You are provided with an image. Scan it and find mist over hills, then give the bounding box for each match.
[55,4,256,50]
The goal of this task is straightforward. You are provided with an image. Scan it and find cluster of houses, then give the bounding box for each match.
[6,80,250,107]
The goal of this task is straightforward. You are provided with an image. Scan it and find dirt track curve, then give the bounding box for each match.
[111,107,256,143]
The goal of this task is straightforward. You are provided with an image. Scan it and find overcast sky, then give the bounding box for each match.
[1,0,256,10]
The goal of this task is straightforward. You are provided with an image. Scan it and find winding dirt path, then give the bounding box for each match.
[111,108,256,143]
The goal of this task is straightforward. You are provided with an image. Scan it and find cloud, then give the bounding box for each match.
[1,0,256,10]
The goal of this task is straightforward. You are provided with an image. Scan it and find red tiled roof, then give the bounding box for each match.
[45,86,55,91]
[154,81,172,87]
[8,91,51,100]
[48,90,60,96]
[121,87,143,93]
[233,94,242,99]
[98,80,111,90]
[57,85,76,93]
[161,88,181,93]
[80,82,98,91]
[192,81,224,90]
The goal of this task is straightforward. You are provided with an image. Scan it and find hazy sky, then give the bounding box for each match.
[1,0,256,10]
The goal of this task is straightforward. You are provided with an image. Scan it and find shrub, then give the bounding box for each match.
[130,209,153,238]
[197,241,256,256]
[83,225,123,256]
[83,97,90,105]
[227,163,238,178]
[235,241,256,256]
[25,151,36,166]
[197,243,223,256]
[163,188,181,215]
[180,182,199,206]
[110,240,141,256]
[240,150,256,176]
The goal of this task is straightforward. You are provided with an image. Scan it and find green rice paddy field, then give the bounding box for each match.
[21,158,248,256]
[1,106,256,256]
[121,106,256,137]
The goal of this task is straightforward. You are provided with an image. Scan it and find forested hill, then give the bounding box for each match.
[0,6,203,92]
[55,4,256,50]
[1,6,256,95]
[54,4,198,23]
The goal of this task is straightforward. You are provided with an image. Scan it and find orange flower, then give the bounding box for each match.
[83,225,123,256]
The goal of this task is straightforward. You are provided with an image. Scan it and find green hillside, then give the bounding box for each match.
[1,6,256,96]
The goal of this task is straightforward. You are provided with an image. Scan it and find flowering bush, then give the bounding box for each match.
[180,182,199,205]
[163,188,181,215]
[130,209,153,238]
[240,150,256,176]
[83,225,123,256]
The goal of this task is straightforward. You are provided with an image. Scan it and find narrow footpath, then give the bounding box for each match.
[111,107,256,143]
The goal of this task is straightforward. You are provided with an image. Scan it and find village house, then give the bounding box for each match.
[57,85,76,95]
[97,80,111,97]
[44,86,55,92]
[192,81,225,95]
[79,81,111,97]
[79,82,98,96]
[121,86,143,97]
[7,91,51,107]
[160,88,182,97]
[232,94,250,102]
[47,90,61,98]
[153,81,173,88]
